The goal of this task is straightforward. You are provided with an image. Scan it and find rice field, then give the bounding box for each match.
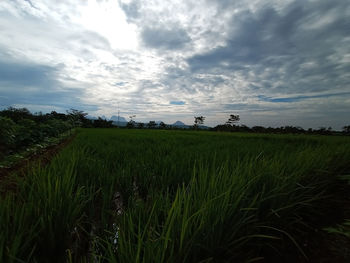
[1,128,350,262]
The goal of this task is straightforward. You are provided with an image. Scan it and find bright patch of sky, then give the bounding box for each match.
[0,0,349,129]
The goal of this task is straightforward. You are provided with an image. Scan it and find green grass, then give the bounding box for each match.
[1,128,349,262]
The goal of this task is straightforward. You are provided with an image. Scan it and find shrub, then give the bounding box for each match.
[0,117,17,155]
[15,119,37,147]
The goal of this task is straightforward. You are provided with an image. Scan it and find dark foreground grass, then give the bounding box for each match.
[1,129,350,262]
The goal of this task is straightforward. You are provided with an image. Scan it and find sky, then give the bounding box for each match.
[0,0,349,129]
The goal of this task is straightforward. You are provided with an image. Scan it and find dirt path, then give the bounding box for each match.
[0,133,76,193]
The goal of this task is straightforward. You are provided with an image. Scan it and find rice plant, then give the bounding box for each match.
[0,128,349,262]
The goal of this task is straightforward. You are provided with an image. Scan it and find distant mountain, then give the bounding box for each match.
[112,121,127,127]
[172,121,187,126]
[110,115,127,123]
[86,115,98,120]
[171,121,210,129]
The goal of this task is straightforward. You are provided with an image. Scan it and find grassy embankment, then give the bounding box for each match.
[1,128,350,262]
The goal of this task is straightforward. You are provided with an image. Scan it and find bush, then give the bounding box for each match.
[15,119,37,147]
[0,107,32,122]
[0,117,17,155]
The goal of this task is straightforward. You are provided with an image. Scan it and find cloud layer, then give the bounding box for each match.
[0,0,349,128]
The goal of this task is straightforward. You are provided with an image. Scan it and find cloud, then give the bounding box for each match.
[118,0,140,22]
[112,82,128,87]
[0,60,58,87]
[141,26,191,50]
[0,57,96,112]
[188,1,349,74]
[0,0,349,129]
[258,92,350,103]
[67,31,112,51]
[169,0,349,128]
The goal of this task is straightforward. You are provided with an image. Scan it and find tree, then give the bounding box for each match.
[194,116,205,129]
[66,109,88,127]
[0,107,32,122]
[93,117,113,128]
[49,111,69,121]
[226,114,240,126]
[126,121,135,128]
[147,121,157,129]
[127,115,136,129]
[342,125,350,135]
[159,121,166,129]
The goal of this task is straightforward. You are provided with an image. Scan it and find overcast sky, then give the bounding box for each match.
[0,0,349,128]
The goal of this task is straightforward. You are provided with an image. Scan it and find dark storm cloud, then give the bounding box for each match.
[258,92,350,103]
[0,58,96,110]
[0,60,59,87]
[187,0,350,94]
[141,27,191,50]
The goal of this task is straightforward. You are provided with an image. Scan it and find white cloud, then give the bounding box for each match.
[0,0,349,129]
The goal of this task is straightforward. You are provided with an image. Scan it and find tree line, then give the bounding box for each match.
[0,107,115,158]
[1,106,349,159]
[210,114,350,135]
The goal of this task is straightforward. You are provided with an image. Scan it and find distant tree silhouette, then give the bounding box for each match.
[127,120,135,128]
[66,109,88,127]
[213,114,240,132]
[147,121,157,129]
[93,117,113,128]
[0,107,32,122]
[343,125,350,135]
[159,121,166,129]
[127,115,136,129]
[194,116,205,129]
[316,127,332,135]
[48,111,69,121]
[226,114,240,126]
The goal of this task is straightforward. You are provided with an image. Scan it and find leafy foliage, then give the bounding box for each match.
[343,125,350,135]
[226,114,240,126]
[92,117,113,128]
[147,121,157,129]
[159,121,166,129]
[0,108,78,160]
[193,116,205,128]
[0,117,16,157]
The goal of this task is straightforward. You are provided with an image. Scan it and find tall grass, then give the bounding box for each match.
[0,129,349,262]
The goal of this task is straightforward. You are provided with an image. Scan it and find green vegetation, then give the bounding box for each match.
[0,107,113,164]
[0,108,75,161]
[1,129,350,262]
